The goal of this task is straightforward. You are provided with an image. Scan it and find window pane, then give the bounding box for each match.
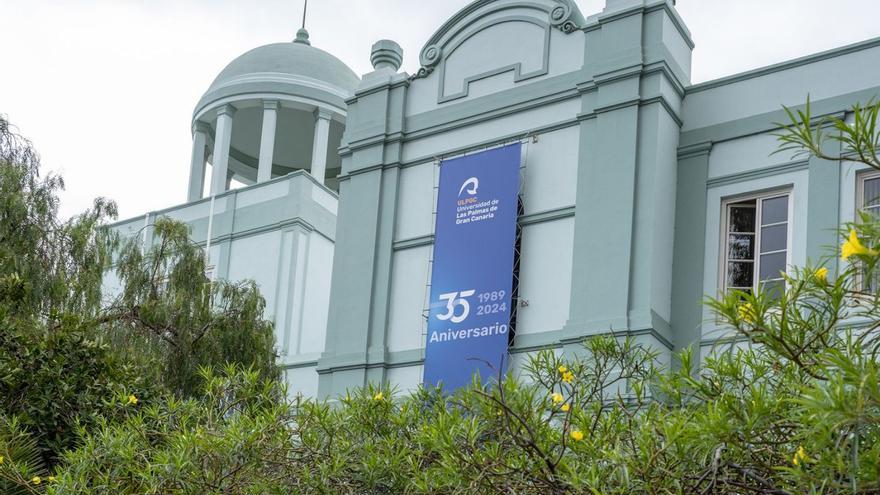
[729,204,756,233]
[761,279,785,301]
[865,178,880,207]
[727,262,754,288]
[761,196,788,225]
[760,224,787,253]
[865,205,880,221]
[728,234,755,260]
[759,252,786,280]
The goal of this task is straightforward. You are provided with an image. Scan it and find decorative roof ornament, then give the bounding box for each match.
[294,0,311,45]
[371,40,403,72]
[548,0,586,34]
[294,28,311,45]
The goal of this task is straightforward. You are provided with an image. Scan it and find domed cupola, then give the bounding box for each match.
[187,28,360,201]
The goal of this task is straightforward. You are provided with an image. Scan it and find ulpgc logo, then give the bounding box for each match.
[457,177,479,207]
[458,177,479,197]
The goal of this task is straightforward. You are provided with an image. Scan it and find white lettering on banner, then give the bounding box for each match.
[429,323,509,343]
[454,199,501,226]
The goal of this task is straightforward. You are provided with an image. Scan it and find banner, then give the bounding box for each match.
[423,144,521,393]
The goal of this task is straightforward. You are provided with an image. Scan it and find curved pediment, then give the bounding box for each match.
[411,0,586,105]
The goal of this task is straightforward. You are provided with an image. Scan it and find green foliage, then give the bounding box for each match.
[0,416,48,495]
[0,116,116,322]
[0,320,159,466]
[106,216,280,396]
[0,113,279,470]
[51,366,291,494]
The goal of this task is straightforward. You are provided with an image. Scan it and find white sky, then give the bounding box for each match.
[1,0,878,220]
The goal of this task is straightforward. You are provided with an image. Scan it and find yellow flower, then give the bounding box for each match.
[550,393,564,404]
[32,477,42,485]
[557,365,568,374]
[127,395,138,405]
[561,371,575,384]
[561,403,571,412]
[792,445,810,466]
[48,476,56,482]
[814,267,828,284]
[570,430,584,442]
[0,454,3,464]
[738,303,756,324]
[373,391,384,401]
[842,230,876,261]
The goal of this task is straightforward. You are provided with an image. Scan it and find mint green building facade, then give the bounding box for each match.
[111,0,880,398]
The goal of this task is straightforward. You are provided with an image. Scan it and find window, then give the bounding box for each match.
[722,191,791,298]
[858,172,880,218]
[857,171,880,290]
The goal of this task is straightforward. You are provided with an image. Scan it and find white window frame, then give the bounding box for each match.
[719,189,793,295]
[855,170,880,291]
[856,169,880,217]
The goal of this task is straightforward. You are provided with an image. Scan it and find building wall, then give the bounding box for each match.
[320,0,694,397]
[673,38,880,360]
[109,0,880,399]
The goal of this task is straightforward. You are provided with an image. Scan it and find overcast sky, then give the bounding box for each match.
[1,0,879,219]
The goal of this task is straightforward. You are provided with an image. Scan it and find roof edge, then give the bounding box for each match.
[687,35,880,95]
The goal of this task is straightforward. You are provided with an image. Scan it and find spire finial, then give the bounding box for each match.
[301,0,308,30]
[294,0,311,45]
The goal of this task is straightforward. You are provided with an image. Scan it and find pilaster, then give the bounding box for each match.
[318,41,408,398]
[563,0,692,363]
[670,142,712,357]
[806,134,843,271]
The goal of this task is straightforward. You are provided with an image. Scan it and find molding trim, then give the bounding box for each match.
[706,159,809,188]
[339,117,581,181]
[437,16,552,104]
[677,141,713,159]
[393,234,434,251]
[315,324,677,374]
[680,86,880,147]
[390,206,575,252]
[687,36,880,95]
[411,0,584,82]
[519,205,575,226]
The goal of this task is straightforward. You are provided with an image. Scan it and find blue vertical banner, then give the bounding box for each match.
[424,143,521,393]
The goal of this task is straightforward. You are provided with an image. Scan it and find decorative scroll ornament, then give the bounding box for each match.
[548,0,585,33]
[420,44,442,69]
[410,0,585,81]
[410,44,442,81]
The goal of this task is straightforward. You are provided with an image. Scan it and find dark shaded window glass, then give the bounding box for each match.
[729,204,756,233]
[728,234,755,260]
[759,252,787,280]
[760,224,787,253]
[761,196,788,225]
[727,262,754,288]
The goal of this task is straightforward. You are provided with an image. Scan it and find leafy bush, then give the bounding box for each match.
[0,114,279,470]
[0,319,161,466]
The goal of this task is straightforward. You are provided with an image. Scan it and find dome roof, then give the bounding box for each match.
[209,42,360,94]
[194,31,360,120]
